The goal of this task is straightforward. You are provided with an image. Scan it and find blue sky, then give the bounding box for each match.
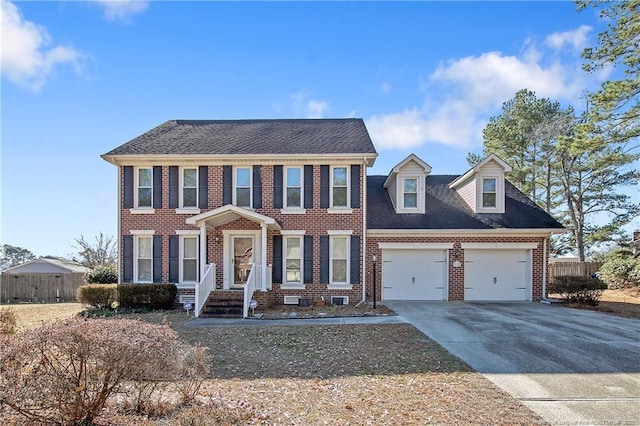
[1,0,633,258]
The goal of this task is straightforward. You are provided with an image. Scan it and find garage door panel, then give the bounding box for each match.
[464,249,530,301]
[382,249,446,300]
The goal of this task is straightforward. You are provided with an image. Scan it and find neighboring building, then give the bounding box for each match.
[102,119,565,315]
[1,256,90,275]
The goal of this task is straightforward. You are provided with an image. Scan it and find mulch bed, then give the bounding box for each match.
[253,303,396,320]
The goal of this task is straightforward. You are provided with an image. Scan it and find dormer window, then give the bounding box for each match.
[482,178,497,208]
[403,178,418,208]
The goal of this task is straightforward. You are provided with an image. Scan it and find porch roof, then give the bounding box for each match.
[186,204,281,230]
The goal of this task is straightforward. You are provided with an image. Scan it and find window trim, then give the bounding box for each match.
[233,166,253,208]
[134,234,153,283]
[330,166,350,209]
[329,235,350,286]
[284,166,303,210]
[180,167,199,209]
[476,175,504,213]
[400,176,420,211]
[134,167,154,211]
[180,235,199,283]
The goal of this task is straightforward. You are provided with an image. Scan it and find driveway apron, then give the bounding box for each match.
[384,301,640,425]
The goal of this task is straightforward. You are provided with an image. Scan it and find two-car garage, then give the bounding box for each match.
[380,243,536,302]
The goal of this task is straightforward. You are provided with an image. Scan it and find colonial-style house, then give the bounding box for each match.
[102,118,564,317]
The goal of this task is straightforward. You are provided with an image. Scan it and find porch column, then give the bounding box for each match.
[261,222,268,291]
[200,224,207,278]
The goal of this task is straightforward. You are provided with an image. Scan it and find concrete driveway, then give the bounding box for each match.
[384,301,640,425]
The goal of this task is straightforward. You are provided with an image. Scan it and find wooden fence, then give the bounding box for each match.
[548,262,602,283]
[0,273,85,304]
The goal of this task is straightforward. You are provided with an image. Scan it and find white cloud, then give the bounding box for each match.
[368,29,600,151]
[94,0,149,23]
[289,91,329,118]
[545,25,592,51]
[306,99,329,118]
[1,0,83,91]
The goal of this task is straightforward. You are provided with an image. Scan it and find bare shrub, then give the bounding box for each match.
[0,307,17,335]
[548,275,608,305]
[0,317,210,425]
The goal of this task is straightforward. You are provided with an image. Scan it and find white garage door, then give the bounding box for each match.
[464,249,530,301]
[382,249,447,300]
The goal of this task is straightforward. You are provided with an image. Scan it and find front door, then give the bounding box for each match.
[232,236,254,285]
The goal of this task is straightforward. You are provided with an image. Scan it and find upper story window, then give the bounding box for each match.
[135,235,152,282]
[482,178,497,208]
[403,178,418,208]
[331,166,348,208]
[235,167,252,207]
[181,168,198,208]
[285,167,302,208]
[137,167,153,208]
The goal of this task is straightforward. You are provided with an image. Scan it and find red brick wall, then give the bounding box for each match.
[366,235,548,302]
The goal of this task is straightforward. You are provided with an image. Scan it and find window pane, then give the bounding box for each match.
[404,179,417,193]
[333,237,347,258]
[138,168,152,187]
[183,188,197,207]
[333,167,347,186]
[236,168,250,186]
[138,188,152,207]
[286,168,301,186]
[333,187,347,207]
[332,260,347,282]
[138,237,152,258]
[237,188,251,206]
[404,193,417,208]
[184,238,198,258]
[483,178,496,192]
[138,259,152,282]
[483,193,496,207]
[286,238,300,258]
[286,188,301,207]
[184,169,197,187]
[286,260,300,282]
[183,259,197,282]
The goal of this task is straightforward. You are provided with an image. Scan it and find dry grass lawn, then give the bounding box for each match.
[1,302,84,330]
[550,288,640,319]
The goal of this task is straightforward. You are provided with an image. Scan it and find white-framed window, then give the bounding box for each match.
[136,167,153,208]
[181,168,198,208]
[330,235,349,284]
[284,235,303,284]
[482,177,497,208]
[403,177,418,208]
[285,166,302,208]
[135,235,153,282]
[331,166,349,208]
[181,235,198,283]
[234,167,252,207]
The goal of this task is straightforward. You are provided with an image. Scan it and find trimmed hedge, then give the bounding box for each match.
[77,284,118,309]
[548,275,607,306]
[118,284,178,309]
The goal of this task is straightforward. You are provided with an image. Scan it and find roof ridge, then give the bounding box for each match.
[173,118,363,125]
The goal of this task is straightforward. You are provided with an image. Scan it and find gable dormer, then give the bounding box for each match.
[383,154,431,214]
[448,154,512,214]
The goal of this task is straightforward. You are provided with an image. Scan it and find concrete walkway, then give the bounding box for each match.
[384,301,640,425]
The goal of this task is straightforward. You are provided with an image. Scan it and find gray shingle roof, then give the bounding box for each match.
[103,119,377,156]
[367,175,564,230]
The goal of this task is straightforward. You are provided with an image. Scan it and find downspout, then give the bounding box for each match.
[117,165,122,285]
[358,157,368,307]
[541,236,551,304]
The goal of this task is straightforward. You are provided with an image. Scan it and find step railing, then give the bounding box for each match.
[243,264,263,318]
[195,263,216,318]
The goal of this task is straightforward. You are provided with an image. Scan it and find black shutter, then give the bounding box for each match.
[350,165,361,208]
[304,165,313,209]
[169,166,179,209]
[350,235,361,284]
[153,235,162,283]
[153,166,162,209]
[253,165,262,208]
[123,166,133,209]
[168,235,179,283]
[272,235,282,283]
[122,235,133,282]
[198,166,208,209]
[222,165,232,205]
[304,235,313,284]
[320,235,329,284]
[273,165,283,208]
[320,165,329,208]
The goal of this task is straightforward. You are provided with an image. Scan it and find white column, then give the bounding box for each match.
[261,222,268,291]
[200,224,207,279]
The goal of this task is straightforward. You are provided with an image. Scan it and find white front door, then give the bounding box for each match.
[231,236,254,286]
[382,249,447,300]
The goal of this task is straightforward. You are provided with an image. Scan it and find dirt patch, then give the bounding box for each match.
[549,288,640,319]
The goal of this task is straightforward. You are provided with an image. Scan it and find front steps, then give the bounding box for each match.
[200,290,244,318]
